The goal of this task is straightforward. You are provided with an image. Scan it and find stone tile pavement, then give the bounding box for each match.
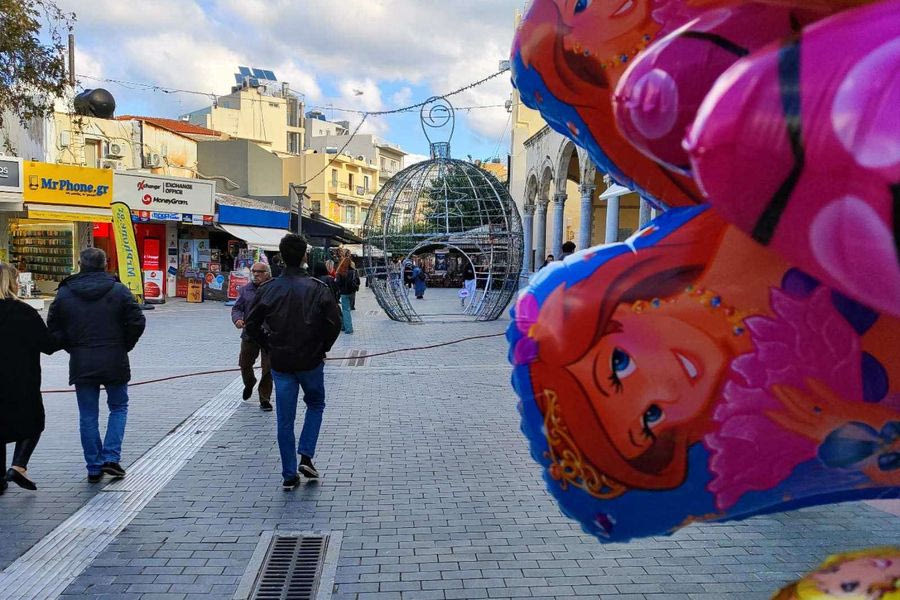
[2,287,898,599]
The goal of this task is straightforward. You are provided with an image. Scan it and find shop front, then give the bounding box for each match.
[0,156,24,265]
[11,162,113,297]
[113,172,215,301]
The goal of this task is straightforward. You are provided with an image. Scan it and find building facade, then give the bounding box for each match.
[306,132,406,188]
[302,151,377,235]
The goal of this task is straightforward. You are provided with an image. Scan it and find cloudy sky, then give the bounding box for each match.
[59,0,528,165]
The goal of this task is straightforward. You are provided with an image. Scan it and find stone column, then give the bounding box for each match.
[605,195,620,244]
[522,203,535,274]
[578,184,595,251]
[550,192,566,258]
[534,200,548,267]
[639,197,652,228]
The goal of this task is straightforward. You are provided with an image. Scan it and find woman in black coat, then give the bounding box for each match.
[0,264,57,494]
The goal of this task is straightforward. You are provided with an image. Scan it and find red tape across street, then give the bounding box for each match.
[40,332,506,394]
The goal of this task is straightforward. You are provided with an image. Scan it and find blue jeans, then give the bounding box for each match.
[272,363,326,479]
[340,294,353,333]
[74,384,129,474]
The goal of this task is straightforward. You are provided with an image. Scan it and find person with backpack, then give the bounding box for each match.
[335,257,358,334]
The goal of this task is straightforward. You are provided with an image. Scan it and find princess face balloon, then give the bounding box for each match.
[510,0,706,208]
[773,548,900,600]
[508,206,900,541]
[684,0,900,317]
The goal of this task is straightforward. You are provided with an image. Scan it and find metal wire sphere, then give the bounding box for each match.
[361,157,523,322]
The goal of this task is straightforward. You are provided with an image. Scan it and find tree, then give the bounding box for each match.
[0,0,75,150]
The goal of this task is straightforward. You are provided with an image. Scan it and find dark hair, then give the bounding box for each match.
[562,241,576,253]
[279,234,308,267]
[79,247,108,272]
[311,262,328,277]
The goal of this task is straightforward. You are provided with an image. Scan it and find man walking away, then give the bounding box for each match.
[48,248,146,482]
[232,262,273,411]
[246,235,342,490]
[349,258,360,310]
[561,241,576,259]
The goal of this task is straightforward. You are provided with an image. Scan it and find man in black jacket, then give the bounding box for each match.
[48,248,146,482]
[246,235,342,489]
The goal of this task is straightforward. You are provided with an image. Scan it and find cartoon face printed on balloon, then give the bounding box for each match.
[509,206,900,541]
[773,548,900,600]
[684,0,900,317]
[510,0,706,208]
[613,2,831,175]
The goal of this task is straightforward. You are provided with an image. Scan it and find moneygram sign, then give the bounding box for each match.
[113,172,214,217]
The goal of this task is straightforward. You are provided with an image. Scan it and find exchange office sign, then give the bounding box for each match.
[113,172,214,217]
[23,161,112,207]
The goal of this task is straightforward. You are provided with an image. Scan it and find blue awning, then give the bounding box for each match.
[218,203,290,229]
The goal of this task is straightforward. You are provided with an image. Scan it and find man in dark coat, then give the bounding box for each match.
[231,262,273,411]
[48,248,146,482]
[245,234,342,490]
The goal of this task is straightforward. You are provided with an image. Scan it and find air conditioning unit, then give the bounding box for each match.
[145,153,162,168]
[101,159,122,170]
[106,142,125,158]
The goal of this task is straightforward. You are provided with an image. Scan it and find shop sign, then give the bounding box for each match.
[111,202,145,302]
[23,161,112,207]
[181,214,193,223]
[113,172,214,216]
[186,278,203,303]
[143,270,165,302]
[27,209,112,223]
[151,212,181,221]
[228,272,250,300]
[0,157,23,194]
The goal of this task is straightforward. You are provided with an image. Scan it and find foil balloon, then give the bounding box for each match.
[508,205,900,542]
[511,0,708,208]
[684,0,900,317]
[772,547,900,600]
[613,2,830,175]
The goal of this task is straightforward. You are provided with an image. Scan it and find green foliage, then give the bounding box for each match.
[0,0,75,151]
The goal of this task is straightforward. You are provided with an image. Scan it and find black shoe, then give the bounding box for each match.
[7,468,37,491]
[298,463,320,480]
[260,400,273,412]
[282,475,301,490]
[101,462,126,478]
[242,382,255,400]
[87,472,103,483]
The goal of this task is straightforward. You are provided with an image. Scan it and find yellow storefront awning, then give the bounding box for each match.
[27,203,112,223]
[219,224,290,252]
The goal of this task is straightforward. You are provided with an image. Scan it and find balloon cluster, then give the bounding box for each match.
[508,0,899,544]
[512,0,899,316]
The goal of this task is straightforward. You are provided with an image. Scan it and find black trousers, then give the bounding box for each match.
[1,435,41,471]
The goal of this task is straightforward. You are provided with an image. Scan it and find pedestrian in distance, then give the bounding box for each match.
[561,241,576,258]
[245,234,342,490]
[312,262,340,303]
[413,260,427,299]
[540,254,555,269]
[349,257,359,310]
[48,248,146,482]
[232,262,274,411]
[462,260,476,308]
[0,263,58,495]
[335,257,359,334]
[403,261,414,290]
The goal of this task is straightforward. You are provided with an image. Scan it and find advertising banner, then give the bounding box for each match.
[23,162,112,207]
[143,269,165,302]
[110,202,144,302]
[113,172,214,216]
[227,272,250,300]
[0,157,23,193]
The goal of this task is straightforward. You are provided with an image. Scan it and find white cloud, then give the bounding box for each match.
[62,1,523,148]
[404,153,429,166]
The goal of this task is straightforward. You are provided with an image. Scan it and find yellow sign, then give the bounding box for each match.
[111,202,144,302]
[23,162,113,208]
[27,209,112,223]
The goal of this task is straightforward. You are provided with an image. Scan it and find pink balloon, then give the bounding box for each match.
[613,3,828,175]
[685,0,900,316]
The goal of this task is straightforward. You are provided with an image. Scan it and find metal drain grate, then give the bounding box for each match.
[251,535,328,600]
[344,349,368,367]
